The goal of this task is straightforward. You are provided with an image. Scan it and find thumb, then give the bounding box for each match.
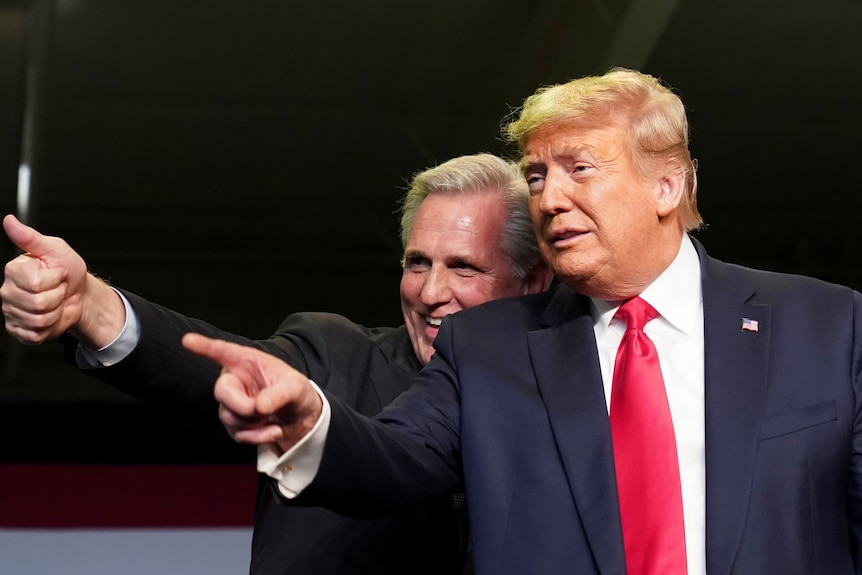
[3,214,54,258]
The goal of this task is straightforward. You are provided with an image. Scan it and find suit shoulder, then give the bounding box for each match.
[714,258,857,298]
[269,312,419,395]
[446,285,563,331]
[705,256,861,320]
[274,311,401,343]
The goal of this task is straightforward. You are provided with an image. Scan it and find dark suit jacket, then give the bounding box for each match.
[72,292,464,575]
[303,240,862,575]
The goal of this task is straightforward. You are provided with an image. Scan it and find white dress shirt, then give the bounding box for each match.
[591,236,705,575]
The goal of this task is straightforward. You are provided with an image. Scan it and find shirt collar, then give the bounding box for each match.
[591,235,703,337]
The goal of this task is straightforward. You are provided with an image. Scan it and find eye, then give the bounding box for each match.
[524,171,545,194]
[570,161,595,176]
[450,260,480,274]
[403,254,431,271]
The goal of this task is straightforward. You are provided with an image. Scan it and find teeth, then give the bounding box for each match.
[426,317,442,327]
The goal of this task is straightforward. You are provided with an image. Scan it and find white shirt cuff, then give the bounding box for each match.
[257,379,331,499]
[76,289,140,367]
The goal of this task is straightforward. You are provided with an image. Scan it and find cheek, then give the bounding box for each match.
[458,275,494,300]
[529,199,545,227]
[452,279,512,308]
[605,204,649,246]
[399,275,421,307]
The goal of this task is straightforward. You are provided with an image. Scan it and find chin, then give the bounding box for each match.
[554,256,601,280]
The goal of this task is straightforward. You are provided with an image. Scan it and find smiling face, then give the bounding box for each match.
[400,191,531,365]
[522,119,685,300]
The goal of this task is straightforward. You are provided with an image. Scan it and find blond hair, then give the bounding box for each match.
[504,68,702,231]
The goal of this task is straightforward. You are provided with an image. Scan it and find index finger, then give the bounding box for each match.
[182,332,250,369]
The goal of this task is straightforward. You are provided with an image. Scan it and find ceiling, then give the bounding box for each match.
[1,0,861,401]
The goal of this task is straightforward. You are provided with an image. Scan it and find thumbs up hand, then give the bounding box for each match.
[1,214,124,348]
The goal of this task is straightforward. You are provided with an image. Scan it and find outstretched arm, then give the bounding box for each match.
[184,331,460,513]
[1,214,125,349]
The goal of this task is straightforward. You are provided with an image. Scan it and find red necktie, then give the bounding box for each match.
[609,297,687,574]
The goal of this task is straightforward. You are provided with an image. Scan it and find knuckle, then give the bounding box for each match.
[28,292,52,313]
[14,309,52,330]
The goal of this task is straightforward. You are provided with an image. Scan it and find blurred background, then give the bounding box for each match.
[2,0,862,400]
[0,0,860,572]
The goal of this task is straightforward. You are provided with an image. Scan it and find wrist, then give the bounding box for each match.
[71,275,126,349]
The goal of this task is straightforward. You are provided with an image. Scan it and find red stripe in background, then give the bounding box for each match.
[0,464,257,528]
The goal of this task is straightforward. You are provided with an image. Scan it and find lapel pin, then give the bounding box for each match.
[741,317,759,332]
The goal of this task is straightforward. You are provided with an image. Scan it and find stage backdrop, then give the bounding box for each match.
[0,401,257,574]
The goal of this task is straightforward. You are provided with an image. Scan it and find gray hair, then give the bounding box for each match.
[399,153,542,279]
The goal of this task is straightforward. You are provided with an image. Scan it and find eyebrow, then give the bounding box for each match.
[519,157,544,174]
[522,142,594,174]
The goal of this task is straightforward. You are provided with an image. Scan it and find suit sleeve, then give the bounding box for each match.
[66,290,316,436]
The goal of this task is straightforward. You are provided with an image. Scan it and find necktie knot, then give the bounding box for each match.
[615,296,657,332]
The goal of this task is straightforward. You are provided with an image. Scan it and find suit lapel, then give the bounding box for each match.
[528,287,626,575]
[698,244,771,575]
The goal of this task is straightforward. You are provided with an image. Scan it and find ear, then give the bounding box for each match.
[655,166,686,218]
[523,261,553,295]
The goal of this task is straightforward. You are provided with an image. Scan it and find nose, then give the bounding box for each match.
[536,170,574,215]
[419,265,452,307]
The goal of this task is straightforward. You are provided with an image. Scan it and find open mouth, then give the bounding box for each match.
[425,316,443,327]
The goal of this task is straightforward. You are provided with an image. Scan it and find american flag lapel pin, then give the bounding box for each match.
[741,317,759,332]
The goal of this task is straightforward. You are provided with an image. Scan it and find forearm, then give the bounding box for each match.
[286,394,461,518]
[70,273,127,350]
[74,291,254,433]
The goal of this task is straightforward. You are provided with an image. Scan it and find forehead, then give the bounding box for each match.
[406,191,507,252]
[521,120,630,165]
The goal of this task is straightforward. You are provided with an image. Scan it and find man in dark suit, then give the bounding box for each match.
[184,68,862,575]
[1,154,551,574]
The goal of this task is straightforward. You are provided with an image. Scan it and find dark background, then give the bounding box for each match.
[1,0,861,407]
